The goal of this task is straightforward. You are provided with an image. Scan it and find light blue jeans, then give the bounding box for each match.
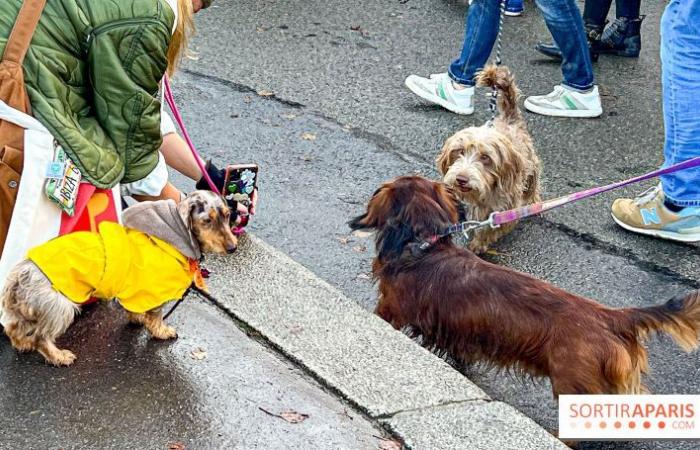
[660,0,700,207]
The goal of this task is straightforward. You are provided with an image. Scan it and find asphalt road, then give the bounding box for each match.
[0,300,384,449]
[164,1,700,449]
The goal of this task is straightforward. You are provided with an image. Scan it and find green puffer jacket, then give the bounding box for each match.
[0,0,175,188]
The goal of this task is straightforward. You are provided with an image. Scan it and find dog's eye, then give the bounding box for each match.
[479,154,491,165]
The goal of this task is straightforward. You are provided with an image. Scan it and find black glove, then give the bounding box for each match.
[195,160,226,193]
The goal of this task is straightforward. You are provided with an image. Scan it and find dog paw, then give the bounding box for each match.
[151,325,178,340]
[49,349,77,367]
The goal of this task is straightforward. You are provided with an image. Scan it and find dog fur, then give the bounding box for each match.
[350,176,700,396]
[436,66,541,254]
[0,191,237,366]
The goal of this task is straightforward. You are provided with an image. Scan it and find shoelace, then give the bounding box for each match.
[634,184,661,206]
[544,85,567,101]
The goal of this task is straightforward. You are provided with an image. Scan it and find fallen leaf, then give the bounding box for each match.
[243,95,252,103]
[256,26,266,33]
[301,132,317,141]
[167,442,187,450]
[257,89,275,97]
[378,439,402,450]
[356,273,371,280]
[337,236,352,245]
[259,407,309,424]
[282,113,297,120]
[280,410,310,424]
[351,230,372,239]
[352,244,367,253]
[301,154,313,162]
[190,347,207,360]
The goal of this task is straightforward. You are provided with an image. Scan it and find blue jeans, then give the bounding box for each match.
[659,0,700,207]
[449,0,594,90]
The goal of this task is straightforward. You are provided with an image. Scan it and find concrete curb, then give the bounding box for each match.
[205,234,567,449]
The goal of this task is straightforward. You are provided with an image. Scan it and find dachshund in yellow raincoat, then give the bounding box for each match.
[0,191,237,366]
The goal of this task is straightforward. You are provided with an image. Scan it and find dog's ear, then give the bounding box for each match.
[348,186,390,230]
[436,140,459,176]
[349,213,370,230]
[493,138,526,195]
[377,218,414,260]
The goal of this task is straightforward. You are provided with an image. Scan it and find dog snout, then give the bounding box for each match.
[455,175,472,190]
[225,243,238,254]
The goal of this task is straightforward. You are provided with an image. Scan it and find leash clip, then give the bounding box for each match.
[458,219,490,243]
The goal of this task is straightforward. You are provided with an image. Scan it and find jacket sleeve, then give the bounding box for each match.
[87,20,171,184]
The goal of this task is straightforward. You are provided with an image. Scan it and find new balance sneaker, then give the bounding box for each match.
[611,185,700,243]
[505,0,524,17]
[405,73,474,115]
[524,85,603,118]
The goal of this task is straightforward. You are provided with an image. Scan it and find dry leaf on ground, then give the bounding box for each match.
[336,236,352,245]
[279,410,310,424]
[352,245,367,253]
[167,442,186,450]
[378,439,401,450]
[259,407,309,424]
[282,113,297,120]
[351,230,372,239]
[301,132,317,141]
[257,89,275,97]
[190,347,207,360]
[356,273,371,280]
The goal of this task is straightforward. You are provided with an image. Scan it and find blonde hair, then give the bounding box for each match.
[166,0,195,76]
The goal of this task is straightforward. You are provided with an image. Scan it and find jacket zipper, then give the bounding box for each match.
[85,18,165,50]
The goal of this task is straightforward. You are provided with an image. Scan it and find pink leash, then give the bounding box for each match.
[162,74,219,193]
[163,75,246,234]
[489,156,700,227]
[422,156,700,248]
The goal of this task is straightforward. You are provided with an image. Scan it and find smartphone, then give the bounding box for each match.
[223,164,258,227]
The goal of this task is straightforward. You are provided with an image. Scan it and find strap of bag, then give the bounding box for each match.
[2,0,48,64]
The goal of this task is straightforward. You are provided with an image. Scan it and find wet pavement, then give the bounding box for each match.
[0,300,384,449]
[2,1,699,449]
[169,1,696,448]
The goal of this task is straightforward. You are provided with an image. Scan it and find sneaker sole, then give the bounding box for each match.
[504,10,523,16]
[611,213,700,243]
[405,78,474,115]
[524,98,602,118]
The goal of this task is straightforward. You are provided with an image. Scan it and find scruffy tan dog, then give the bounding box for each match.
[437,66,541,254]
[0,191,237,366]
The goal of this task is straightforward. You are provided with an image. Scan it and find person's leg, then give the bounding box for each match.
[538,0,595,91]
[584,0,613,27]
[659,1,700,209]
[615,0,641,19]
[524,0,602,118]
[448,0,501,86]
[405,0,500,115]
[611,0,700,242]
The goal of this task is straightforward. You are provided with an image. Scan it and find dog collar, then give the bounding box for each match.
[418,218,494,251]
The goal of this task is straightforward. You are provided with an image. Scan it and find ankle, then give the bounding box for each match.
[664,199,685,213]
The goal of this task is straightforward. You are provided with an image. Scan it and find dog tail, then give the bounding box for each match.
[475,65,521,123]
[621,291,700,352]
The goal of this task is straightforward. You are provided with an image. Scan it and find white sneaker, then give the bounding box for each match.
[405,73,474,115]
[524,85,603,118]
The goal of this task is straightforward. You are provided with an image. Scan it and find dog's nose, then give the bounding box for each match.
[455,175,471,189]
[226,244,237,254]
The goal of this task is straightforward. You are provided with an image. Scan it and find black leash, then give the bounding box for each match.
[162,285,215,320]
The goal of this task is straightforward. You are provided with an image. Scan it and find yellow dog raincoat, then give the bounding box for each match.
[27,200,204,314]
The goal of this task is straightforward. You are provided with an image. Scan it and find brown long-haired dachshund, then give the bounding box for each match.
[350,176,700,396]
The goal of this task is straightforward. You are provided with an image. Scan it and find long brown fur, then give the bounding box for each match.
[350,176,700,396]
[437,65,541,254]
